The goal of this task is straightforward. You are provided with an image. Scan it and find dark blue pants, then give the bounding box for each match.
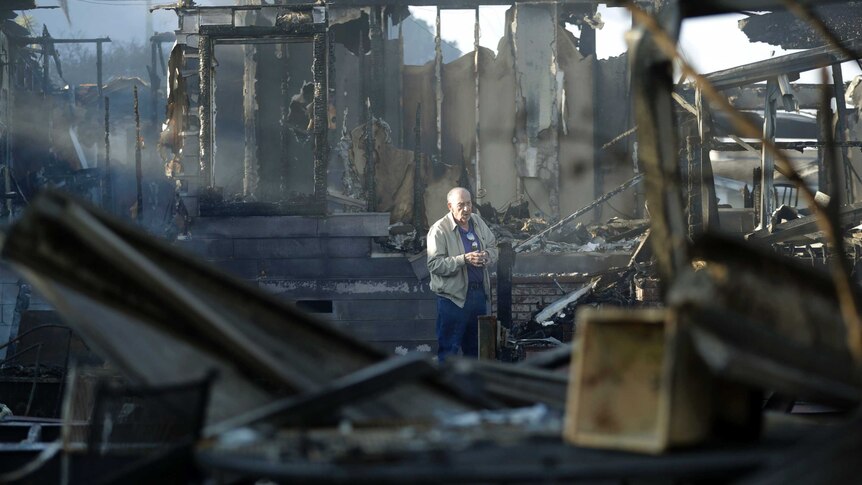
[436,288,487,362]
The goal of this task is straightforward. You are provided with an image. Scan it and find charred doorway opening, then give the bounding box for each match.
[191,4,329,215]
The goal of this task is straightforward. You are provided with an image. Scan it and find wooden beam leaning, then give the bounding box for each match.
[628,5,689,286]
[704,38,862,91]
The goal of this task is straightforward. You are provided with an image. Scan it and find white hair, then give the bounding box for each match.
[447,187,470,204]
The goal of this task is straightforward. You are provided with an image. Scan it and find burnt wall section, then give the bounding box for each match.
[402,20,617,224]
[176,213,438,355]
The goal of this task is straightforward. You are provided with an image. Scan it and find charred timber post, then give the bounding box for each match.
[150,38,159,137]
[477,315,498,360]
[757,79,778,230]
[96,41,104,115]
[434,7,443,164]
[412,103,424,233]
[242,23,259,199]
[686,136,703,237]
[103,97,113,213]
[831,63,854,204]
[199,35,214,188]
[368,7,383,125]
[312,32,328,208]
[40,29,49,96]
[279,41,290,200]
[364,99,376,211]
[134,86,144,225]
[630,5,688,286]
[473,8,481,200]
[497,241,514,329]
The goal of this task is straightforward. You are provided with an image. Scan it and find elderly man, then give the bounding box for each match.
[427,187,498,362]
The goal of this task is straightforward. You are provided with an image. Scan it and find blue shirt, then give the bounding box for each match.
[457,221,484,283]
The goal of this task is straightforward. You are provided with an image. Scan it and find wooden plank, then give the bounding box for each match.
[478,315,498,360]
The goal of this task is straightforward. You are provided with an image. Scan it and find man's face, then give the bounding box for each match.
[448,191,472,225]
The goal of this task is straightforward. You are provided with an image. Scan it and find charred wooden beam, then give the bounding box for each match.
[757,79,778,230]
[102,97,112,214]
[434,7,442,164]
[412,103,424,233]
[242,22,259,199]
[832,63,854,204]
[198,35,214,187]
[364,101,375,212]
[679,84,833,111]
[711,140,862,151]
[312,32,329,208]
[629,5,688,287]
[134,86,144,225]
[473,7,482,200]
[705,38,862,91]
[496,241,514,329]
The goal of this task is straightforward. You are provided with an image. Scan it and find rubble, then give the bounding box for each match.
[5,0,862,483]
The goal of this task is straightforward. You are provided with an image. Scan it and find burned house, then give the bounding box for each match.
[1,0,862,483]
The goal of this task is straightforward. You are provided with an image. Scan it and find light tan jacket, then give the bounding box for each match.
[427,212,498,308]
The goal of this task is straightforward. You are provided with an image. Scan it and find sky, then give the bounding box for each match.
[25,1,862,84]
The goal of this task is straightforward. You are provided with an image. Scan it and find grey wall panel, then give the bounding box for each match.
[212,259,261,280]
[174,238,236,259]
[332,299,437,321]
[259,278,434,300]
[232,237,371,259]
[317,213,390,237]
[334,319,437,341]
[193,216,320,238]
[260,257,416,279]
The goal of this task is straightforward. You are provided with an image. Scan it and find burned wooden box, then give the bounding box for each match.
[563,307,713,454]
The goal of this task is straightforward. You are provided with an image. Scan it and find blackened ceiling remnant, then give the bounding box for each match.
[739,3,862,49]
